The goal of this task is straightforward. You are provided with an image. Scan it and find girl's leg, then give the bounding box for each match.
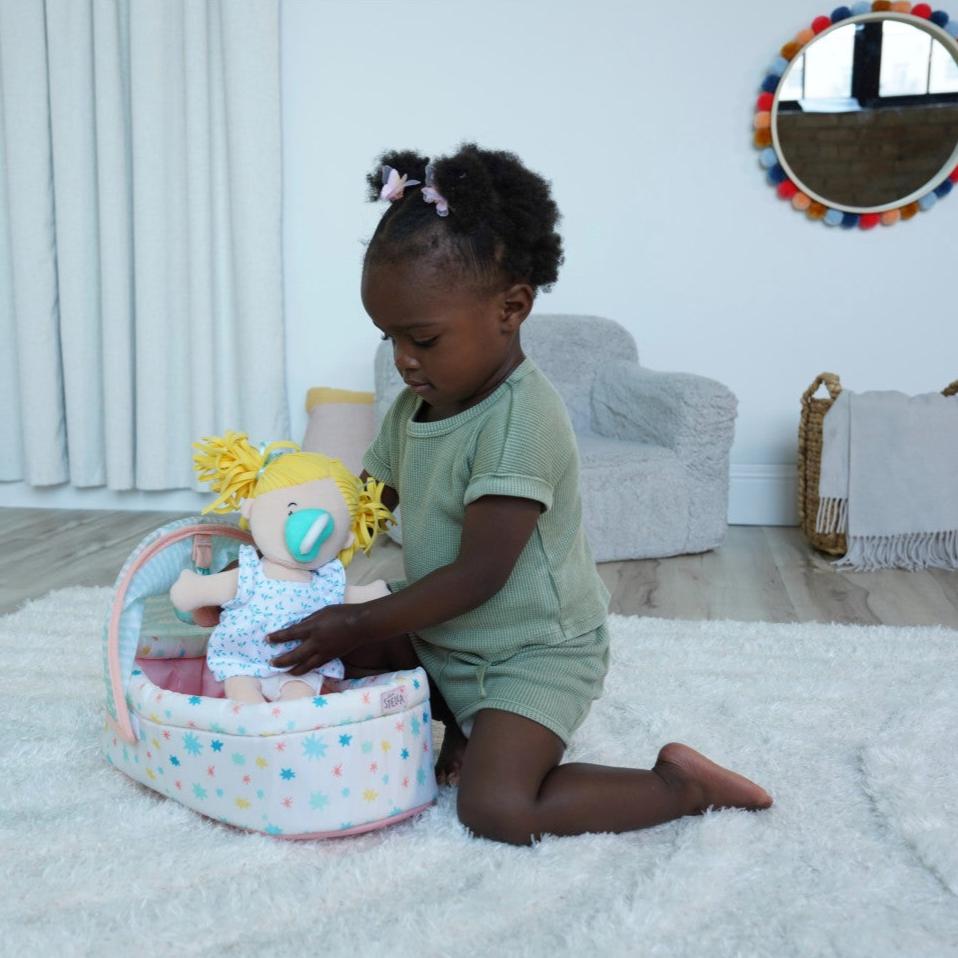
[456,708,773,846]
[341,634,465,780]
[341,632,420,675]
[342,634,457,725]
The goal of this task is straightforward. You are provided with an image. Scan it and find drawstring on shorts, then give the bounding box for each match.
[476,662,488,699]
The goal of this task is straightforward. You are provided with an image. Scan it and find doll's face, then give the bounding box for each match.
[241,479,354,570]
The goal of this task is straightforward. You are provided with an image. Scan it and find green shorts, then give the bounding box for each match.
[411,622,610,745]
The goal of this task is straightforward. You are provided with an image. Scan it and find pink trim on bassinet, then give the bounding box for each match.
[179,797,436,841]
[108,523,252,743]
[279,801,436,840]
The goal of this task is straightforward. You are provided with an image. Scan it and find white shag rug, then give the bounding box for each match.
[2,587,958,958]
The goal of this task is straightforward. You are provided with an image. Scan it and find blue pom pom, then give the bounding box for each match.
[824,209,844,226]
[850,1,870,13]
[840,212,859,229]
[761,74,781,94]
[930,10,950,27]
[831,6,853,22]
[935,179,953,198]
[919,191,938,210]
[767,163,787,184]
[769,56,789,76]
[759,148,778,169]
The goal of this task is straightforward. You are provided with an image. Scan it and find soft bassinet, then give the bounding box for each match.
[101,515,437,838]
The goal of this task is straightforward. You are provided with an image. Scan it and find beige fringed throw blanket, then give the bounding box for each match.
[817,389,958,570]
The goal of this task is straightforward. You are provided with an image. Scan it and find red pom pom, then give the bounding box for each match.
[757,92,774,111]
[912,3,932,16]
[859,213,880,230]
[949,165,958,183]
[777,180,799,200]
[811,15,832,32]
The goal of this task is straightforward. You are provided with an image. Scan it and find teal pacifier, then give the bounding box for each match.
[285,508,334,563]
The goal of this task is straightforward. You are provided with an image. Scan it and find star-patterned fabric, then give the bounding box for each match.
[105,668,438,836]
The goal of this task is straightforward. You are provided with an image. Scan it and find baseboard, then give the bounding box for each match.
[1,465,800,527]
[0,481,208,514]
[729,464,797,526]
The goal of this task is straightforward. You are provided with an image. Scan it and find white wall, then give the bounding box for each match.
[282,0,956,525]
[4,0,956,522]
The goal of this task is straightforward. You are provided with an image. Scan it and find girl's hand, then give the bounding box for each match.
[267,604,361,675]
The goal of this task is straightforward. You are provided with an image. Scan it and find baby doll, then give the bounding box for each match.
[170,431,394,704]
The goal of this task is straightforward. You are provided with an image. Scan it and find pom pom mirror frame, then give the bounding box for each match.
[754,2,958,228]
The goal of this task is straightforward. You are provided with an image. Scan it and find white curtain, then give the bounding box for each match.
[0,0,288,490]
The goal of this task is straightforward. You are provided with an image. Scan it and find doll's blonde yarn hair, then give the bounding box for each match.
[192,431,393,566]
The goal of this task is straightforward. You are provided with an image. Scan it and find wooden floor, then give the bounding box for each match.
[2,507,957,627]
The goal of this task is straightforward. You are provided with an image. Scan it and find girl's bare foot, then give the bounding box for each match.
[654,742,773,814]
[435,721,468,786]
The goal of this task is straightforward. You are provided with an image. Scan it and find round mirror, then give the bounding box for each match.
[754,4,958,228]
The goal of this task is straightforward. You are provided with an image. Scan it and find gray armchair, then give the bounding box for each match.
[373,314,737,561]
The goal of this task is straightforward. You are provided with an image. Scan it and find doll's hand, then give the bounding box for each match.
[170,571,221,625]
[171,561,238,625]
[191,606,222,628]
[267,604,361,675]
[170,569,205,613]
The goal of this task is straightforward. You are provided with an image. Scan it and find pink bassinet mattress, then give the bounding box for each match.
[135,657,225,697]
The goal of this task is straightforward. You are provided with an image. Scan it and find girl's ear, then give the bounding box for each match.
[500,283,534,332]
[240,498,253,520]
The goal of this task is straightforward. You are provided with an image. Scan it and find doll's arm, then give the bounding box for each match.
[170,567,240,613]
[344,580,390,604]
[341,475,396,606]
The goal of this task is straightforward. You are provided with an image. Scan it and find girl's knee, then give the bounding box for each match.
[456,787,537,846]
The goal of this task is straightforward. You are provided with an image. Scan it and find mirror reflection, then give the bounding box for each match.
[774,15,958,210]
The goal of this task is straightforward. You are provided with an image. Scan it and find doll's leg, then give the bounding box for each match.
[224,675,266,704]
[456,709,773,846]
[277,680,315,701]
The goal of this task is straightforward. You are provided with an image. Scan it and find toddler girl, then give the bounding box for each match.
[269,144,772,845]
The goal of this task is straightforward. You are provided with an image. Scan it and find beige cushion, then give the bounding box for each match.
[302,387,376,477]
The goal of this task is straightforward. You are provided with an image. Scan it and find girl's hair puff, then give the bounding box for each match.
[192,431,393,567]
[364,143,563,292]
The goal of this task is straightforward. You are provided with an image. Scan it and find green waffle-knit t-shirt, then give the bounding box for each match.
[362,357,609,656]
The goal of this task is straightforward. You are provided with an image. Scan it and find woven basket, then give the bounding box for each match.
[797,373,958,556]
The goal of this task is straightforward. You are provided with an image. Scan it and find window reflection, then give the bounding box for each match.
[930,29,958,93]
[780,18,958,107]
[804,26,855,100]
[880,20,932,96]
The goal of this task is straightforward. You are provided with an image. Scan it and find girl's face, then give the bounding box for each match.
[361,259,533,418]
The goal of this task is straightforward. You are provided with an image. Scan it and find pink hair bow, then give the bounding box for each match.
[421,162,449,217]
[379,166,420,202]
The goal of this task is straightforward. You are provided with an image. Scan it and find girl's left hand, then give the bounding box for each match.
[268,605,360,675]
